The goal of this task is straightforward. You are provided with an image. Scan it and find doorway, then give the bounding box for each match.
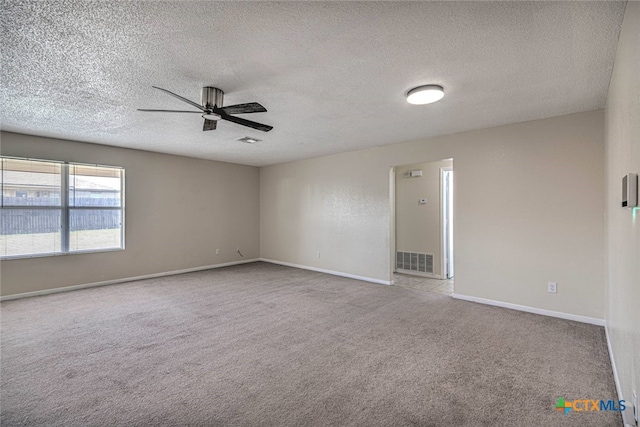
[392,159,454,295]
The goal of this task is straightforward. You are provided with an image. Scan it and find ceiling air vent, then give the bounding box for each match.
[236,136,261,144]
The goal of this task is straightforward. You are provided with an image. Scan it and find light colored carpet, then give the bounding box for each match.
[1,262,620,426]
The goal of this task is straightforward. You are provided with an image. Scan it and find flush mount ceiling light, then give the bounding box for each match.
[406,85,444,105]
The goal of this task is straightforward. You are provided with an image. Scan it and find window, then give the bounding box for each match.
[1,157,124,258]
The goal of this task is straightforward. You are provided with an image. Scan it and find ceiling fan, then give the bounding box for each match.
[138,86,273,132]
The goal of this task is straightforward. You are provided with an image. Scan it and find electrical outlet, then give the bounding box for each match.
[316,251,320,258]
[215,249,220,255]
[547,282,557,293]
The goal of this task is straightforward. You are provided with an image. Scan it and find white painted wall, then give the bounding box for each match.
[604,1,640,423]
[0,132,260,297]
[261,110,605,319]
[395,159,452,277]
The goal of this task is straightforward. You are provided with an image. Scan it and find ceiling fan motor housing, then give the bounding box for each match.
[202,87,224,110]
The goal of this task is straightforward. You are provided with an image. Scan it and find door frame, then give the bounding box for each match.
[440,166,454,279]
[389,166,396,283]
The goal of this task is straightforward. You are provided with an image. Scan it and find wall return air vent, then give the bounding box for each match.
[396,251,433,274]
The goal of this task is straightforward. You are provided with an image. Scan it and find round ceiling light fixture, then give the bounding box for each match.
[406,85,444,105]
[202,112,222,121]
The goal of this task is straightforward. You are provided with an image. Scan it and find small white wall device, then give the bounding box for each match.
[622,173,638,208]
[404,170,423,178]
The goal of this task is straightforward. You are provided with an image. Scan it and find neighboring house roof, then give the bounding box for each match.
[2,171,118,191]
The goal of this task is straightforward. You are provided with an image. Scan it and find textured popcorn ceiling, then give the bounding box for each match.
[0,1,626,166]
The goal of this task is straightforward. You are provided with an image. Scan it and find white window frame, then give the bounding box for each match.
[1,156,125,259]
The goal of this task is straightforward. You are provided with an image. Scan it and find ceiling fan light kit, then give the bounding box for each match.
[237,137,260,144]
[138,86,273,132]
[406,84,445,105]
[202,113,222,121]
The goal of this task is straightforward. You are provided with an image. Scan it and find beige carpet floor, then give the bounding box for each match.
[1,262,620,426]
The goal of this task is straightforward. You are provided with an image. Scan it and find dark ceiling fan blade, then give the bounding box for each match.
[151,86,205,111]
[216,110,273,132]
[203,119,217,131]
[137,109,203,113]
[219,102,267,114]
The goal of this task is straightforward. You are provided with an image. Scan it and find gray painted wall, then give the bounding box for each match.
[261,110,605,319]
[604,2,640,424]
[0,132,260,296]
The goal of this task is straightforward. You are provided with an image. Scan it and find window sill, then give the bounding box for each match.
[1,247,125,261]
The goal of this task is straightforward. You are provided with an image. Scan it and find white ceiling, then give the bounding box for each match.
[1,1,626,167]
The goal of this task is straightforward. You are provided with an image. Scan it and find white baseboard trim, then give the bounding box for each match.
[0,259,260,301]
[451,293,605,326]
[259,258,392,286]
